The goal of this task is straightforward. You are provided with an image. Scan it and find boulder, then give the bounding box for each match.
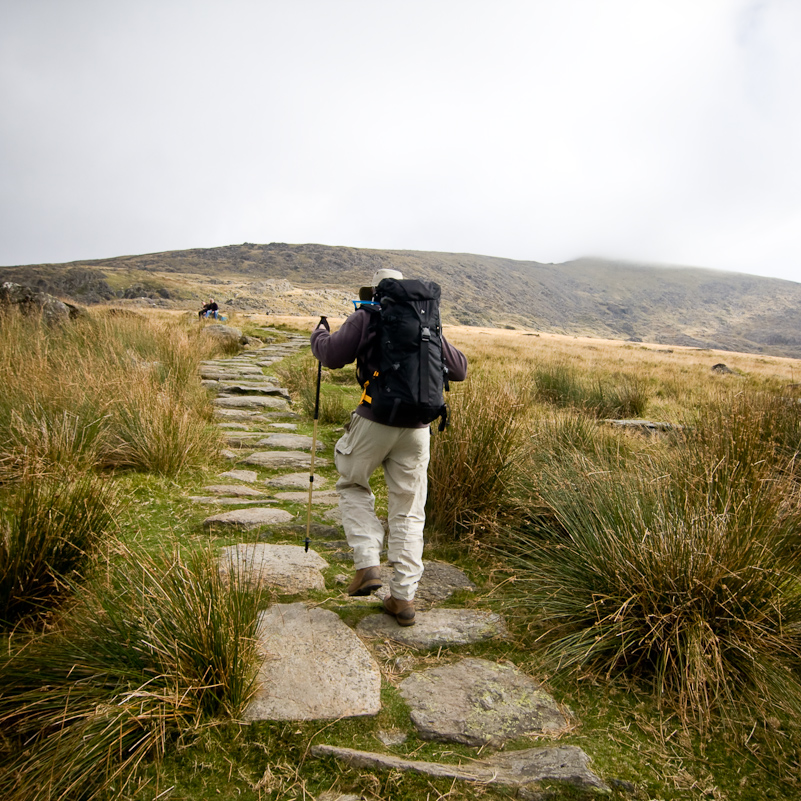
[0,282,70,324]
[201,324,244,348]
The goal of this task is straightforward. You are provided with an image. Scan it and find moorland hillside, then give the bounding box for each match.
[3,242,801,357]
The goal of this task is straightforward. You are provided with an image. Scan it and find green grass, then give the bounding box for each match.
[4,315,801,799]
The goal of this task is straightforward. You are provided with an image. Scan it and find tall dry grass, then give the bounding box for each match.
[501,387,801,736]
[0,309,222,478]
[426,373,529,540]
[0,545,265,801]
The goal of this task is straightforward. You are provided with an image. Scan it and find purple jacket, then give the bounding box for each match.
[310,309,468,426]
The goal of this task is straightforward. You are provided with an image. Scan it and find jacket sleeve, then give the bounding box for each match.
[442,336,468,382]
[310,311,368,369]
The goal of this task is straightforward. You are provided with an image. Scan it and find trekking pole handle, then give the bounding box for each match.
[318,316,330,331]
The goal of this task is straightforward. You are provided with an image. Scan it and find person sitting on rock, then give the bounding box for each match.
[199,298,218,319]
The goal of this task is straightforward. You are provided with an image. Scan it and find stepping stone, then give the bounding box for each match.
[399,658,568,746]
[200,368,263,380]
[203,507,293,531]
[268,422,298,431]
[266,472,328,489]
[311,744,608,794]
[190,497,266,506]
[214,409,269,421]
[214,396,290,410]
[202,484,267,497]
[272,490,340,505]
[373,561,477,606]
[243,451,328,470]
[217,422,251,430]
[254,433,324,451]
[224,364,264,374]
[201,379,219,389]
[244,603,381,721]
[225,435,268,449]
[357,609,507,649]
[262,523,342,542]
[219,384,291,399]
[218,469,258,482]
[219,544,328,593]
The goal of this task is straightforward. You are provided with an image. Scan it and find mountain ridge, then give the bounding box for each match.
[2,242,800,358]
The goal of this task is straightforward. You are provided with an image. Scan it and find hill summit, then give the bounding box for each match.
[3,242,801,358]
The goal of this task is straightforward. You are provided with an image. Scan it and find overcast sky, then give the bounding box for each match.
[2,0,800,283]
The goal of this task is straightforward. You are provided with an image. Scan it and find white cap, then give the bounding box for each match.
[371,268,403,287]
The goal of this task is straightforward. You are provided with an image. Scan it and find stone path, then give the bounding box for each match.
[194,328,608,797]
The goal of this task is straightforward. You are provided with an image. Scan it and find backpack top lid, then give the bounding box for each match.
[374,277,441,303]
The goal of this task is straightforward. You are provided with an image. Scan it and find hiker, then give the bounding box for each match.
[198,298,218,319]
[310,268,467,626]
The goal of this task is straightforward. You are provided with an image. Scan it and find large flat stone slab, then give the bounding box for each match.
[243,451,328,470]
[254,433,324,451]
[357,609,507,649]
[218,469,259,482]
[203,484,267,497]
[373,561,477,607]
[245,603,381,721]
[190,497,266,506]
[266,472,328,489]
[203,507,293,531]
[213,409,270,421]
[311,744,608,794]
[273,490,340,505]
[214,396,289,410]
[219,384,291,399]
[219,543,328,593]
[399,657,568,746]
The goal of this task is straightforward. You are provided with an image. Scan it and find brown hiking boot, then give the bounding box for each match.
[347,566,382,597]
[383,595,416,627]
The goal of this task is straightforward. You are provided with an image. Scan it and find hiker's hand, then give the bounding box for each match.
[318,316,330,331]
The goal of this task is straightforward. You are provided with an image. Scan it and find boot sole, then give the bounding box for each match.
[348,581,382,597]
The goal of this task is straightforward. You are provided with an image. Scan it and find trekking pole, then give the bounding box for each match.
[306,316,329,552]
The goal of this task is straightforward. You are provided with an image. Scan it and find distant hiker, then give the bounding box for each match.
[198,298,218,319]
[311,268,467,626]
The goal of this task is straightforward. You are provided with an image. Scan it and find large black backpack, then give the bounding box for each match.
[357,278,449,429]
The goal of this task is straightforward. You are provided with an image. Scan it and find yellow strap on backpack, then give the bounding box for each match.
[359,371,379,406]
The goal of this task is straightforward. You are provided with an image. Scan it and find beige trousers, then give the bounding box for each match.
[334,413,431,601]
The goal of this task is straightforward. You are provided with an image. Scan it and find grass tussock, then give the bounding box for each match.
[0,471,118,629]
[503,389,801,736]
[427,374,528,540]
[0,544,265,801]
[532,358,648,418]
[0,308,222,478]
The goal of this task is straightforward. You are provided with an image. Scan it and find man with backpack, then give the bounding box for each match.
[310,268,467,626]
